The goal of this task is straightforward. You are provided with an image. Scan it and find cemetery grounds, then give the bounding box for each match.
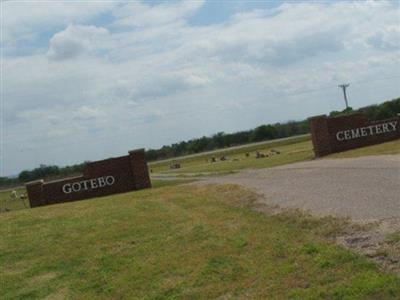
[1,137,400,299]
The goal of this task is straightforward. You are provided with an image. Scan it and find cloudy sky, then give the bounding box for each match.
[1,0,399,176]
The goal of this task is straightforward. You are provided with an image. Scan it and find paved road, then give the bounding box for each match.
[201,155,400,222]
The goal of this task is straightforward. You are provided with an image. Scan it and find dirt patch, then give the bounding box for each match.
[254,197,400,276]
[194,155,400,275]
[335,218,400,275]
[197,183,400,276]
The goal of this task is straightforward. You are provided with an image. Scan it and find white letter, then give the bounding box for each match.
[382,123,390,133]
[344,130,351,140]
[375,125,382,134]
[98,177,106,187]
[106,176,115,186]
[90,179,98,189]
[82,180,89,190]
[336,131,345,141]
[63,184,72,194]
[72,182,81,192]
[388,121,397,131]
[360,128,368,137]
[351,129,361,139]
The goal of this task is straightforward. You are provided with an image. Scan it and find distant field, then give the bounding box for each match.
[0,187,28,212]
[150,137,400,177]
[150,135,313,176]
[149,134,310,165]
[2,138,398,212]
[1,184,399,299]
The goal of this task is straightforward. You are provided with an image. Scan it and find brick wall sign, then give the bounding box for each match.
[309,113,400,157]
[25,149,151,208]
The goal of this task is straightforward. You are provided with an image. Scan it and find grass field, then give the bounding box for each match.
[1,184,399,299]
[2,138,399,212]
[150,135,313,176]
[328,139,400,159]
[0,187,28,212]
[0,180,190,213]
[150,136,400,177]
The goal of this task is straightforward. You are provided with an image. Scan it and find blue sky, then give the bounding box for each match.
[1,0,400,176]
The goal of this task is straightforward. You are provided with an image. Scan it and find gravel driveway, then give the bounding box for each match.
[201,155,400,222]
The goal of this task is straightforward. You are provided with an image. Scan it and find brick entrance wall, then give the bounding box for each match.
[309,113,400,157]
[26,149,151,208]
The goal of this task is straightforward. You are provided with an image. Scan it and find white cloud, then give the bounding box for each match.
[2,0,400,175]
[112,0,205,28]
[73,106,105,120]
[47,25,110,60]
[367,25,400,51]
[1,1,119,54]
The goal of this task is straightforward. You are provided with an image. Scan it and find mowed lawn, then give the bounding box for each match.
[0,187,28,212]
[0,181,190,212]
[150,136,314,176]
[1,184,399,299]
[328,139,400,158]
[149,136,400,176]
[2,138,399,211]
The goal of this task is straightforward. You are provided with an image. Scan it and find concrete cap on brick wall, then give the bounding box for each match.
[25,179,44,186]
[308,114,327,120]
[331,112,365,119]
[129,148,145,154]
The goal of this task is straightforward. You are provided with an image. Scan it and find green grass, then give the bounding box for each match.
[150,136,314,176]
[1,184,399,299]
[0,187,29,212]
[2,138,398,213]
[151,179,194,189]
[150,137,400,177]
[387,231,400,243]
[328,139,400,159]
[0,181,190,213]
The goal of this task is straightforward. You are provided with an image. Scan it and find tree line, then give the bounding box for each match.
[1,97,399,188]
[0,163,88,188]
[145,97,400,160]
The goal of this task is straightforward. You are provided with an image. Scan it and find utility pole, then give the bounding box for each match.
[338,83,350,109]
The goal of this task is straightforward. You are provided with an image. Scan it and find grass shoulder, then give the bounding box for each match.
[328,139,400,159]
[1,184,399,299]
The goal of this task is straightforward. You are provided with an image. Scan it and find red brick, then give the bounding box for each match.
[26,149,151,208]
[309,113,400,157]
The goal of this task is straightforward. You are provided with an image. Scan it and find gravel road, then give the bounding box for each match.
[201,155,400,222]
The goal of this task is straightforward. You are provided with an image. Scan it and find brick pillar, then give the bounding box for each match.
[308,115,332,157]
[25,180,45,208]
[129,149,152,190]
